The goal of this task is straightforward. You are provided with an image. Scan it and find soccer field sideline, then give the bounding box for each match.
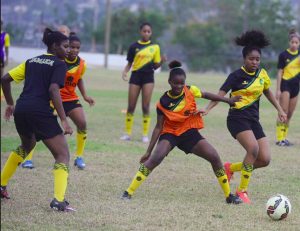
[1,65,300,231]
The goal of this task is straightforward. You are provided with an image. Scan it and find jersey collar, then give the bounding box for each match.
[287,49,299,55]
[241,66,256,76]
[138,40,151,45]
[65,56,78,64]
[167,89,184,99]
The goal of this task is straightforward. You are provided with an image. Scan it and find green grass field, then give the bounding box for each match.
[1,65,300,231]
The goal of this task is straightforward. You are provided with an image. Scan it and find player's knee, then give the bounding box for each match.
[77,121,87,131]
[249,145,259,158]
[261,156,271,167]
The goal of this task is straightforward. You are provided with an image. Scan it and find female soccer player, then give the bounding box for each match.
[1,28,75,212]
[1,19,10,99]
[121,60,243,204]
[204,30,287,204]
[22,32,95,170]
[275,29,300,146]
[121,22,165,143]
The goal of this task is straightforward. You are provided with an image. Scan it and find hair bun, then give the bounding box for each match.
[235,30,270,48]
[168,60,182,69]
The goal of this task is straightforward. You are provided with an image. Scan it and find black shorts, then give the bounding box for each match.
[159,128,205,154]
[14,112,63,142]
[62,100,82,115]
[280,78,300,98]
[129,71,154,86]
[227,118,265,140]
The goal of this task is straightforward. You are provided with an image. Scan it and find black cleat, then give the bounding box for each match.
[0,186,10,199]
[226,193,243,204]
[50,198,76,212]
[121,191,132,200]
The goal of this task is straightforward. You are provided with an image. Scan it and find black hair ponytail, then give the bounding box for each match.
[42,27,68,50]
[168,60,186,81]
[235,30,270,58]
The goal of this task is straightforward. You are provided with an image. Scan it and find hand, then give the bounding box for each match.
[84,96,95,106]
[61,119,73,135]
[122,71,128,81]
[278,110,287,123]
[4,104,14,121]
[140,152,151,163]
[161,55,167,63]
[228,95,242,107]
[198,108,209,116]
[275,90,281,100]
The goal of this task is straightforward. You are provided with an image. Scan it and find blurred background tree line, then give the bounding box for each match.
[2,0,299,74]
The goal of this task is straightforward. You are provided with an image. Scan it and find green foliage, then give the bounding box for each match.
[174,23,225,71]
[96,8,169,54]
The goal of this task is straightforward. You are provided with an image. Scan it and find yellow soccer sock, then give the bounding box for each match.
[126,164,151,195]
[24,147,35,161]
[125,113,134,135]
[283,124,289,140]
[238,163,253,192]
[53,163,69,202]
[215,168,231,198]
[76,129,87,157]
[276,122,285,142]
[142,115,151,136]
[1,147,26,186]
[230,162,243,172]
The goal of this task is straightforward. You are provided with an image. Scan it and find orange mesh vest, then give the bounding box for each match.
[157,85,204,136]
[60,58,85,102]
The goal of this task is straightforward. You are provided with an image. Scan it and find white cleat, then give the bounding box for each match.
[142,136,149,143]
[120,134,131,141]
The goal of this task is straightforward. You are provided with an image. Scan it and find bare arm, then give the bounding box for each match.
[1,73,15,120]
[276,69,283,100]
[122,62,132,81]
[140,113,165,163]
[202,90,227,115]
[153,55,167,70]
[49,83,73,135]
[263,88,287,122]
[78,79,95,106]
[202,91,240,106]
[5,47,9,66]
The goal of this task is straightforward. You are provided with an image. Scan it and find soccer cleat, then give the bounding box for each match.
[120,134,131,141]
[0,186,10,199]
[21,160,35,169]
[224,162,234,182]
[236,190,251,204]
[142,136,149,143]
[226,193,243,204]
[50,198,76,212]
[276,140,287,147]
[121,191,132,200]
[283,139,293,146]
[74,157,86,170]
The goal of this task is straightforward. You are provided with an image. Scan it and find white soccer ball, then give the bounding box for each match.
[266,194,291,220]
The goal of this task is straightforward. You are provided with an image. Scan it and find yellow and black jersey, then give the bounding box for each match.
[220,66,271,120]
[277,49,300,81]
[157,85,202,114]
[127,40,161,73]
[65,56,86,76]
[8,54,67,114]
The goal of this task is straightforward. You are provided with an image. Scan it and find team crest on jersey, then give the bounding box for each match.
[242,80,248,85]
[66,76,76,87]
[135,48,139,52]
[149,47,154,53]
[168,102,175,107]
[260,79,264,85]
[286,59,290,63]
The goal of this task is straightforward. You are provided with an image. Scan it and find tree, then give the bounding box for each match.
[174,22,225,71]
